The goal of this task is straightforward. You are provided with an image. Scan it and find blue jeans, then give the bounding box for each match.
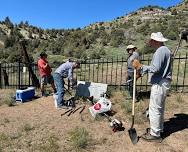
[53,73,65,107]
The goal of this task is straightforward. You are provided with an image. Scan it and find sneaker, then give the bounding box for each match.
[145,128,164,135]
[141,132,162,143]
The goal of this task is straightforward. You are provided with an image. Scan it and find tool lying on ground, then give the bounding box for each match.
[103,112,124,132]
[61,105,85,117]
[61,108,73,116]
[128,69,138,145]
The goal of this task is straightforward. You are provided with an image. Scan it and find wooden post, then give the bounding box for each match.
[19,40,40,88]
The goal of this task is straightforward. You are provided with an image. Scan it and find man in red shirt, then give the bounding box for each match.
[38,52,56,96]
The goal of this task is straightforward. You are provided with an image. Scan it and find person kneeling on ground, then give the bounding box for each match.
[53,60,80,109]
[38,52,56,96]
[132,32,172,143]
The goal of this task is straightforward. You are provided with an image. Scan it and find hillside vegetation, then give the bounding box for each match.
[0,0,187,65]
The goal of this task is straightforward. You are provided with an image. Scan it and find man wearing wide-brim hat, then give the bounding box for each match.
[126,44,140,99]
[132,32,172,142]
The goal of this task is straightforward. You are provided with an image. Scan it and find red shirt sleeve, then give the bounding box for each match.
[38,59,52,77]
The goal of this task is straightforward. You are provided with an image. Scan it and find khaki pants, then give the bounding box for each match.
[149,79,171,137]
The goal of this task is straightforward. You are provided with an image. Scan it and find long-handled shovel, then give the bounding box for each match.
[128,69,138,144]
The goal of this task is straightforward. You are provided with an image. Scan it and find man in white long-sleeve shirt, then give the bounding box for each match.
[53,60,80,109]
[133,32,172,142]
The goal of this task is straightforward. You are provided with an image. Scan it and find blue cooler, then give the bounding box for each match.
[16,87,35,102]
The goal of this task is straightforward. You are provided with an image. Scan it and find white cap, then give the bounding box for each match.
[126,44,136,50]
[150,32,168,42]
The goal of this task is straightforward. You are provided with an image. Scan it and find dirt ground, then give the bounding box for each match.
[0,89,187,152]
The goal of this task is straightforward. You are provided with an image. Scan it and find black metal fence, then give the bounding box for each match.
[0,62,39,89]
[0,53,188,92]
[76,53,188,92]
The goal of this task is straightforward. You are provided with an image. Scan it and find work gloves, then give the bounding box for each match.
[132,59,142,79]
[132,59,142,70]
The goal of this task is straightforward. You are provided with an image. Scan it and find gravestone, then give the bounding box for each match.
[76,81,108,99]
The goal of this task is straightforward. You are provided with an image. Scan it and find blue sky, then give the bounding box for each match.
[0,0,183,29]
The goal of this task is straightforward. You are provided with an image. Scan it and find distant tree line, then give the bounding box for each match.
[0,4,187,63]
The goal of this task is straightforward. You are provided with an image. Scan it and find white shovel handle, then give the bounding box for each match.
[132,69,137,116]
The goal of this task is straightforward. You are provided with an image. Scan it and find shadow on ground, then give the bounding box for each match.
[137,91,150,102]
[162,113,188,139]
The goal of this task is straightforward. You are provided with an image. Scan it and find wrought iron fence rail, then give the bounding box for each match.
[0,53,187,92]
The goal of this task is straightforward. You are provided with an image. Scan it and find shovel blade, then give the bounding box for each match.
[128,128,138,144]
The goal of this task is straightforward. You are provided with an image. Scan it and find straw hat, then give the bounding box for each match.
[126,44,137,50]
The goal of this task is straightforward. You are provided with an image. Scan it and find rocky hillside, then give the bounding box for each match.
[0,0,187,64]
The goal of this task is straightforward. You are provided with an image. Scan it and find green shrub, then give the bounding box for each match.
[3,92,15,107]
[69,127,90,150]
[140,44,155,54]
[34,135,59,152]
[22,123,34,132]
[121,100,132,114]
[166,31,177,40]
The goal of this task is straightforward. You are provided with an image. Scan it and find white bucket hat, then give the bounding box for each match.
[150,32,168,42]
[126,44,137,50]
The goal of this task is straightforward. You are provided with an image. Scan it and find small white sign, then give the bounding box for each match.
[23,67,27,73]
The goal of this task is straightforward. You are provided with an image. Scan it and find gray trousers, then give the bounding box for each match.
[149,79,171,137]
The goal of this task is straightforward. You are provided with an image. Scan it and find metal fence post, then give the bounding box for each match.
[182,53,187,92]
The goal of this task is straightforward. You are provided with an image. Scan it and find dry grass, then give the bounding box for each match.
[0,133,13,151]
[176,93,185,103]
[121,100,132,114]
[0,89,16,106]
[0,89,187,152]
[22,123,35,133]
[32,135,60,152]
[69,127,91,151]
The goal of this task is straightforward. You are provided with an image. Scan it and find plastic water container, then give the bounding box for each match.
[16,87,35,102]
